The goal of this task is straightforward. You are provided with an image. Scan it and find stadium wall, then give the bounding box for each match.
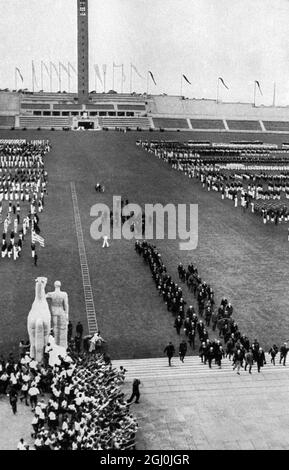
[0,92,20,116]
[148,95,289,121]
[3,91,289,131]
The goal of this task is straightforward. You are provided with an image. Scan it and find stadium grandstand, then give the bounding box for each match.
[4,88,289,133]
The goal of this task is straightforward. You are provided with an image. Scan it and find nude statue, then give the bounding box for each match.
[27,277,51,362]
[46,281,69,350]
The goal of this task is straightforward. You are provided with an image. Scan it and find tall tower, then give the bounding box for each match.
[77,0,89,103]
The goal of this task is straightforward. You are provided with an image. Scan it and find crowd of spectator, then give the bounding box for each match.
[0,325,137,450]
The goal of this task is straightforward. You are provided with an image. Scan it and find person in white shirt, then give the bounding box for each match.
[62,420,68,432]
[31,415,39,437]
[48,410,57,429]
[102,235,109,248]
[29,358,38,370]
[89,331,106,353]
[17,438,27,450]
[34,436,43,450]
[28,383,39,410]
[34,404,42,416]
[20,381,29,406]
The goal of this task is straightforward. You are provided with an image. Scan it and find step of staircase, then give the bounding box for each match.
[112,354,289,380]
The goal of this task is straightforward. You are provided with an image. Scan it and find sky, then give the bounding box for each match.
[1,0,289,105]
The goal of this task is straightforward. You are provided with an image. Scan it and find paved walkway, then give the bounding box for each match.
[0,396,34,450]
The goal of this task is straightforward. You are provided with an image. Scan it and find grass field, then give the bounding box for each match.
[0,129,289,359]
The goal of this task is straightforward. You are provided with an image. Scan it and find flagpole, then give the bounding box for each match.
[112,63,114,90]
[103,68,106,93]
[130,63,132,94]
[50,62,52,92]
[217,78,220,104]
[32,61,34,93]
[68,62,70,93]
[180,74,183,97]
[95,69,97,93]
[253,81,256,107]
[59,62,61,92]
[15,68,17,91]
[121,64,124,93]
[41,61,43,91]
[147,72,149,95]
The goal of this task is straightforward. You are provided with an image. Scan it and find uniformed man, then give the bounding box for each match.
[164,341,175,366]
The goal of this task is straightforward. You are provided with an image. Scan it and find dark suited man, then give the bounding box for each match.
[127,379,141,404]
[179,340,187,363]
[280,343,289,366]
[188,326,196,350]
[9,389,18,415]
[215,346,224,369]
[256,348,266,373]
[67,321,73,343]
[211,311,218,331]
[268,344,278,365]
[207,347,215,369]
[164,342,175,366]
[174,315,183,335]
[76,321,84,339]
[244,349,254,374]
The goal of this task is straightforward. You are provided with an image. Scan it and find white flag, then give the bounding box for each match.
[255,80,263,96]
[131,63,144,79]
[94,64,103,85]
[32,61,39,89]
[16,67,24,82]
[41,61,50,77]
[68,62,77,74]
[50,62,59,77]
[59,62,71,77]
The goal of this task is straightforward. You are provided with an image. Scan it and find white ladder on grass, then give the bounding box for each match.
[70,182,98,334]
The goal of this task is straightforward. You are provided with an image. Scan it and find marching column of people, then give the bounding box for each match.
[135,240,289,373]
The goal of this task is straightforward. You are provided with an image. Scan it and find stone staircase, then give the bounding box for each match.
[112,353,288,381]
[19,116,70,129]
[99,116,151,129]
[112,354,289,450]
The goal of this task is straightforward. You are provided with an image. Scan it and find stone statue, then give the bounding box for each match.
[27,277,51,362]
[46,281,69,350]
